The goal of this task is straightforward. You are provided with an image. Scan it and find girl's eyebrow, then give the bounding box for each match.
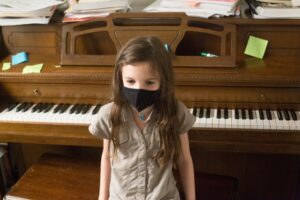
[146,78,159,81]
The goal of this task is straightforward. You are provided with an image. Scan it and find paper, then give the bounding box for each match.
[11,52,28,65]
[2,63,11,71]
[0,0,64,12]
[244,36,268,59]
[22,63,43,74]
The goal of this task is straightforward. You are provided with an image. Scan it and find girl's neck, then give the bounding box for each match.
[133,106,153,122]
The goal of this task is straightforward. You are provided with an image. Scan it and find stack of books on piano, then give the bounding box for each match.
[63,0,129,22]
[0,0,64,26]
[144,0,241,18]
[246,0,300,18]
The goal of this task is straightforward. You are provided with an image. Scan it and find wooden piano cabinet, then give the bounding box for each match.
[1,14,300,200]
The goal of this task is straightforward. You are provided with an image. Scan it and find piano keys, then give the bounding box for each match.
[0,102,101,125]
[190,107,299,130]
[1,102,299,131]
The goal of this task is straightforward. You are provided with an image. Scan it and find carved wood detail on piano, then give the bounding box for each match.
[61,13,237,67]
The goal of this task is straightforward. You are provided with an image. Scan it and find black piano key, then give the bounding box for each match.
[192,108,197,117]
[75,104,85,114]
[7,102,19,111]
[234,109,239,119]
[224,108,228,119]
[217,108,221,119]
[206,108,211,118]
[59,103,70,114]
[22,102,34,112]
[241,109,246,120]
[248,109,254,120]
[69,104,79,114]
[43,103,55,113]
[82,104,92,114]
[199,107,204,118]
[259,109,264,120]
[32,103,43,113]
[290,110,298,121]
[92,104,102,115]
[276,110,283,120]
[283,110,290,121]
[37,103,47,113]
[53,103,64,113]
[16,102,27,112]
[266,109,272,120]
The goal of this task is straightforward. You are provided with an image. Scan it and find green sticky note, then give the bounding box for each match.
[244,36,268,59]
[2,62,11,71]
[22,63,43,74]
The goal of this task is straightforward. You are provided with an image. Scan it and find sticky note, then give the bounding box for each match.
[22,63,43,74]
[244,36,268,59]
[12,52,28,65]
[2,62,11,71]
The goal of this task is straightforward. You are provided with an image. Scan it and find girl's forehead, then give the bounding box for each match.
[121,62,159,77]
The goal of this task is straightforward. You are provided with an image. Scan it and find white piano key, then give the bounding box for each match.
[237,110,245,129]
[287,113,297,130]
[249,110,258,129]
[244,110,251,129]
[212,109,219,128]
[205,108,213,128]
[268,110,277,130]
[295,111,300,130]
[199,108,207,128]
[273,110,284,130]
[254,110,264,129]
[224,109,232,129]
[261,110,271,130]
[231,109,239,129]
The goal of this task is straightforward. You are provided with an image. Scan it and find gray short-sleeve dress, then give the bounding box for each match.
[89,101,195,200]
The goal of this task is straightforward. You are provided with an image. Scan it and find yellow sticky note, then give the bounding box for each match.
[2,62,11,71]
[244,36,268,59]
[22,63,43,74]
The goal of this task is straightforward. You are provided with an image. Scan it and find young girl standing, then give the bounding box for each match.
[89,36,196,200]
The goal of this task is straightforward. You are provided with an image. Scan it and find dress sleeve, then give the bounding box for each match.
[177,101,196,134]
[88,103,112,139]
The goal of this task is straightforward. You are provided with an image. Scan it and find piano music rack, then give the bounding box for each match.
[61,12,236,68]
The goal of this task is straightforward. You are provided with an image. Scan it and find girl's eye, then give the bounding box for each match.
[126,80,135,84]
[146,81,154,85]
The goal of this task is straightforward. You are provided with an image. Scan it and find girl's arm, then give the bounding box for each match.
[99,139,111,200]
[176,133,196,200]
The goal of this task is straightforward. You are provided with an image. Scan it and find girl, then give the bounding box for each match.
[89,36,196,200]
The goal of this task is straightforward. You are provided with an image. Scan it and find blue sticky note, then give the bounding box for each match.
[12,52,28,65]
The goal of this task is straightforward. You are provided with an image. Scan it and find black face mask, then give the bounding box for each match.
[122,86,160,112]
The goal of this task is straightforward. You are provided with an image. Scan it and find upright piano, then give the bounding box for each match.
[0,13,300,200]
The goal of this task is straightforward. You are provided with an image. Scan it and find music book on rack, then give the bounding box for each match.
[246,0,300,18]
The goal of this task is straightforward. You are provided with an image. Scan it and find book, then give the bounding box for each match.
[70,0,128,11]
[0,5,56,18]
[246,0,300,18]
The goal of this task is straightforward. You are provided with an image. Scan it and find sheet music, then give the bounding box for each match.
[0,0,64,11]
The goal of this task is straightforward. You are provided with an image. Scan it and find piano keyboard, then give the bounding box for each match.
[0,102,299,130]
[0,102,102,125]
[190,107,300,130]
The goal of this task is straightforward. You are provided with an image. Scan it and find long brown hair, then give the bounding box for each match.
[110,36,180,166]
